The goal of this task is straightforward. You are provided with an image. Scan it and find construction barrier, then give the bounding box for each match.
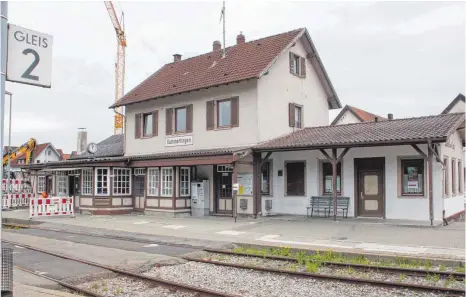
[2,179,30,193]
[29,197,74,218]
[2,193,35,210]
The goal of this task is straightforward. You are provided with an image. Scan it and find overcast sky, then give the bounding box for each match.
[5,1,465,153]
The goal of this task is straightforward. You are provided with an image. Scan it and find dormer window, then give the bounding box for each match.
[289,52,306,78]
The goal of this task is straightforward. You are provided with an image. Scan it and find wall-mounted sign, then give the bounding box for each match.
[7,24,53,88]
[165,135,193,147]
[237,173,253,196]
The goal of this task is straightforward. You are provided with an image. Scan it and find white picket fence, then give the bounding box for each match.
[29,197,74,219]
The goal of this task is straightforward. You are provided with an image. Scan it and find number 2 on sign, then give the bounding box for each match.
[21,48,40,81]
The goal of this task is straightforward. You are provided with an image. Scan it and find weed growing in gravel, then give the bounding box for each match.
[424,260,433,270]
[289,264,297,272]
[114,287,123,294]
[439,264,446,272]
[350,255,370,265]
[270,247,291,257]
[295,251,308,265]
[305,261,320,273]
[432,274,440,283]
[444,275,456,287]
[346,267,356,275]
[90,283,99,290]
[455,266,465,273]
[425,273,431,281]
[215,255,228,261]
[398,274,407,282]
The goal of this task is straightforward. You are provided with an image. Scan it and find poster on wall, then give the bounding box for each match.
[237,173,253,196]
[407,166,419,189]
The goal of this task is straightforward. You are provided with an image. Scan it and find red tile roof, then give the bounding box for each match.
[62,154,71,160]
[331,105,386,125]
[112,28,340,108]
[256,113,465,151]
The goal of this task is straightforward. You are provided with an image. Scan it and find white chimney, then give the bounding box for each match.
[77,128,87,154]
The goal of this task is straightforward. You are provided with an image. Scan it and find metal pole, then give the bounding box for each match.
[332,148,337,221]
[0,0,8,285]
[6,91,11,191]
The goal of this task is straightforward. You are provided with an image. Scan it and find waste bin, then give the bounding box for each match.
[1,247,13,297]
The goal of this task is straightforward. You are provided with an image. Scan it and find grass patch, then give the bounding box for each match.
[444,275,456,287]
[398,274,407,282]
[455,266,465,273]
[305,261,320,273]
[439,264,446,272]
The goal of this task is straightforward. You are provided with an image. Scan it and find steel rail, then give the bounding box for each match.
[203,248,465,280]
[14,265,104,297]
[3,239,240,297]
[182,256,465,296]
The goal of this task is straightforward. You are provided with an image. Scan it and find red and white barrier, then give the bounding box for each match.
[2,179,31,193]
[2,193,35,209]
[29,197,74,218]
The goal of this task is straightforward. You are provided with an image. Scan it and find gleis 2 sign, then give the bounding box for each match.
[7,24,53,88]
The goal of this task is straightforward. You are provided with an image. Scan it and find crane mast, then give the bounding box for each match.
[105,1,126,135]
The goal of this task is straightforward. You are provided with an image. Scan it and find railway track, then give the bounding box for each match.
[181,251,466,296]
[203,248,465,280]
[3,239,239,297]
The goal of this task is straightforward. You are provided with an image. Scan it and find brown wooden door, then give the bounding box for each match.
[358,170,384,217]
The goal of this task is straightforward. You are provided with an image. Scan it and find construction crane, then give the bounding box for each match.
[2,138,37,166]
[105,1,126,135]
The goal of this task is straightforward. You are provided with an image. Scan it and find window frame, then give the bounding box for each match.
[291,53,300,76]
[37,176,46,193]
[321,161,342,196]
[175,106,188,133]
[112,168,131,196]
[261,160,272,196]
[217,98,232,128]
[147,167,160,196]
[285,161,306,196]
[294,105,302,129]
[179,167,191,197]
[56,172,68,196]
[95,167,110,196]
[160,167,174,197]
[443,157,449,197]
[458,160,463,194]
[452,158,457,195]
[81,168,93,196]
[142,112,154,138]
[400,158,425,196]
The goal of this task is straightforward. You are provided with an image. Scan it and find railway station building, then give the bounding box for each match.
[22,28,465,224]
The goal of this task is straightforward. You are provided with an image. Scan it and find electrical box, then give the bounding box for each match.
[191,180,210,217]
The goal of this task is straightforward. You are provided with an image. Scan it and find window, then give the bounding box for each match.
[452,159,457,195]
[444,157,449,196]
[36,160,40,163]
[143,113,153,137]
[401,159,424,195]
[261,162,271,195]
[161,167,173,197]
[289,52,306,77]
[82,169,93,195]
[322,162,341,195]
[47,150,51,156]
[57,173,68,195]
[113,168,131,195]
[286,162,305,196]
[180,167,190,196]
[458,161,463,193]
[295,106,302,128]
[217,165,233,172]
[37,176,46,193]
[134,168,146,176]
[217,99,231,127]
[96,168,109,195]
[175,107,187,132]
[147,168,159,196]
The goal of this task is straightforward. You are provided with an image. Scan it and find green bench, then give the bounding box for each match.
[306,196,350,218]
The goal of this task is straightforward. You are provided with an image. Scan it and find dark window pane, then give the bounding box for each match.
[286,162,305,196]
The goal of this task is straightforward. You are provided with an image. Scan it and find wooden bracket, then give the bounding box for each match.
[260,152,272,166]
[337,148,350,163]
[319,149,332,162]
[411,144,427,159]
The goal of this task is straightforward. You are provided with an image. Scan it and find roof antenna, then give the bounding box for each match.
[220,1,226,58]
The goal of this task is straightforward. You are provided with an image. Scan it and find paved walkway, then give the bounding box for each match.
[14,284,81,297]
[3,209,465,261]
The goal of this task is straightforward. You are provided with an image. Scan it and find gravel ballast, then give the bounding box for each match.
[144,260,449,297]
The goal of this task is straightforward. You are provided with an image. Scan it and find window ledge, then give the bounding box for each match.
[214,126,234,131]
[398,195,426,198]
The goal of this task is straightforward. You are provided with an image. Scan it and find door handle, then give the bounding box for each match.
[360,191,364,199]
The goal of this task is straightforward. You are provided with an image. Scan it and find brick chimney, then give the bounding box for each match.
[236,32,245,44]
[173,54,182,62]
[213,40,221,51]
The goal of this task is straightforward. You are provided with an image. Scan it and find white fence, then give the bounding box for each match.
[2,193,35,210]
[29,197,74,219]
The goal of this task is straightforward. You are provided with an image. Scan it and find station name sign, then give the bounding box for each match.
[165,135,193,147]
